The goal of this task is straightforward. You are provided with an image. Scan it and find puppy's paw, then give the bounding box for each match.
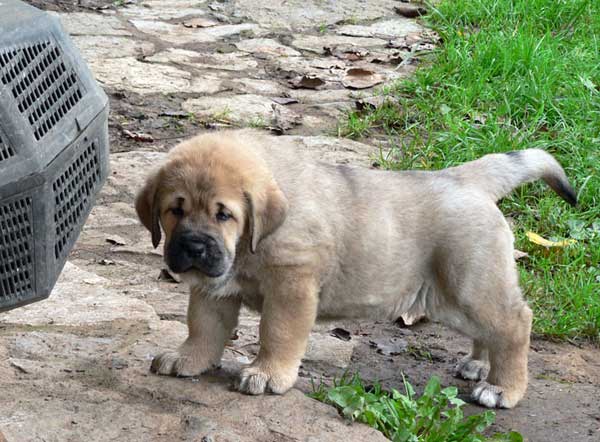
[150,350,215,377]
[455,357,489,381]
[236,362,297,395]
[471,382,511,408]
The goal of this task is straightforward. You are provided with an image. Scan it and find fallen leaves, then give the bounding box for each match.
[370,50,404,65]
[290,74,326,89]
[355,95,395,112]
[98,258,116,266]
[387,31,438,54]
[158,268,182,283]
[105,235,128,246]
[526,231,576,248]
[369,337,408,356]
[394,4,427,18]
[9,358,31,374]
[342,68,384,89]
[181,17,218,28]
[109,245,162,257]
[324,45,370,62]
[122,129,154,142]
[159,110,190,118]
[464,112,488,126]
[330,328,352,341]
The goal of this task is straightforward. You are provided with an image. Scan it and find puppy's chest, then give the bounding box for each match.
[234,274,264,312]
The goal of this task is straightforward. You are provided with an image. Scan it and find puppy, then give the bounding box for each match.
[135,129,576,408]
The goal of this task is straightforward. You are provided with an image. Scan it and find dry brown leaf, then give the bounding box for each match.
[386,38,410,50]
[98,259,116,266]
[110,245,162,257]
[309,58,346,70]
[330,328,352,341]
[122,129,154,142]
[324,45,369,61]
[369,337,408,356]
[290,75,325,89]
[182,17,218,28]
[105,235,128,246]
[159,110,190,118]
[470,113,487,125]
[370,51,404,65]
[394,4,427,18]
[355,95,388,112]
[158,268,182,283]
[343,52,363,61]
[412,42,436,53]
[342,68,384,89]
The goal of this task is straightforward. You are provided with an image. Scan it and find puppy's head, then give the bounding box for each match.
[135,132,288,286]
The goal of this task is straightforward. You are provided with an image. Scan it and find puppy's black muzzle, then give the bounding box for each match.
[166,230,228,277]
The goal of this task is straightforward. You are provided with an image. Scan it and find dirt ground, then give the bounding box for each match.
[1,1,599,441]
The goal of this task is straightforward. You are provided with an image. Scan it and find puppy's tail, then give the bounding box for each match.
[450,149,577,206]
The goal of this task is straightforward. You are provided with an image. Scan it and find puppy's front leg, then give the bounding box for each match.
[237,271,318,395]
[152,290,241,376]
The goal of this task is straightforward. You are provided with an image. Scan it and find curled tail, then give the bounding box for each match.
[449,149,577,206]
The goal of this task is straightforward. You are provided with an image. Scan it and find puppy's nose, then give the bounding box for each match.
[183,237,207,259]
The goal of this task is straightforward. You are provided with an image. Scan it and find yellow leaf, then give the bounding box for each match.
[525,231,576,248]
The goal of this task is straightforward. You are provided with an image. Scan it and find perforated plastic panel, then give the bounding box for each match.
[0,39,85,140]
[0,0,109,312]
[0,132,15,162]
[0,196,35,304]
[53,139,101,261]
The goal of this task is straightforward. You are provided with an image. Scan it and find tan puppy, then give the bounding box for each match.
[135,129,576,408]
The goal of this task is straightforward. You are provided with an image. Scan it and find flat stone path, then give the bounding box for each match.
[1,1,598,441]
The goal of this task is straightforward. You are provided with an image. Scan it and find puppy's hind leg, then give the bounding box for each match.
[471,298,531,409]
[152,291,241,377]
[455,339,489,381]
[437,220,531,408]
[445,275,531,409]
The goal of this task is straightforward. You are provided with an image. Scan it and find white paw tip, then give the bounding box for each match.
[472,382,506,408]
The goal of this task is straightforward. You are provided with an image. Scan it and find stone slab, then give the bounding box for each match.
[147,48,258,72]
[89,57,223,95]
[52,12,132,36]
[337,18,424,39]
[182,94,276,124]
[0,263,158,326]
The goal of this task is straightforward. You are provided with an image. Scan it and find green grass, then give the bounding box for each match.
[342,0,600,342]
[310,374,522,442]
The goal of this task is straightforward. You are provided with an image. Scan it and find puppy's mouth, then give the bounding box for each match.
[165,231,231,278]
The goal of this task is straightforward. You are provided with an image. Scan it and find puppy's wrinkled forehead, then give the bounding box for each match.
[164,156,244,201]
[161,139,270,202]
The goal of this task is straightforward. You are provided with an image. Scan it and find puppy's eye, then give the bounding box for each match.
[170,207,184,217]
[216,211,231,222]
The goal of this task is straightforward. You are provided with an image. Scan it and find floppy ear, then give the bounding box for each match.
[135,170,162,248]
[244,182,288,254]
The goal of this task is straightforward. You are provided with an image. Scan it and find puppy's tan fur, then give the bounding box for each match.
[136,129,576,408]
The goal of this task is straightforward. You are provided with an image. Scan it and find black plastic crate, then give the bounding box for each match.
[0,0,109,312]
